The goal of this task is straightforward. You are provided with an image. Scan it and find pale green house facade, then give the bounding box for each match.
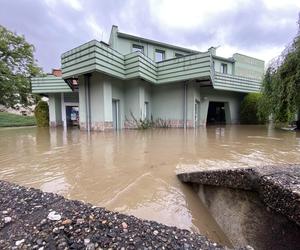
[31,25,264,131]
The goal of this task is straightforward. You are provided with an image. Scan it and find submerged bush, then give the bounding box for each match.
[126,112,171,129]
[240,93,265,124]
[34,101,49,127]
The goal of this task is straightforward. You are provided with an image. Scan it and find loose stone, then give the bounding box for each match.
[15,239,25,246]
[76,218,84,224]
[61,219,72,225]
[86,243,95,250]
[4,216,11,223]
[47,211,61,221]
[84,238,90,245]
[122,222,128,229]
[153,230,159,236]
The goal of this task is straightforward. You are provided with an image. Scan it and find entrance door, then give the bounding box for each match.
[112,99,120,130]
[65,106,79,127]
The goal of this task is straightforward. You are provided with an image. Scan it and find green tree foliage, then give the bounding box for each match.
[259,16,300,125]
[240,93,265,124]
[0,25,42,108]
[34,101,49,127]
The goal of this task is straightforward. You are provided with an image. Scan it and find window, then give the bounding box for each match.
[221,63,228,74]
[155,49,165,62]
[132,44,144,54]
[175,53,184,58]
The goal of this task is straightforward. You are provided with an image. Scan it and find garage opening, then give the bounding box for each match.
[207,102,226,124]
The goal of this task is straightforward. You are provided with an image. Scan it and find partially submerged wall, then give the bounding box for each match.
[196,184,299,249]
[178,165,300,250]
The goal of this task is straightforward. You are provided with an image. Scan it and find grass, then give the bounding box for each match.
[0,112,36,127]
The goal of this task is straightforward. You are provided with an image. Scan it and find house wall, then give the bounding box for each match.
[60,79,244,131]
[63,92,79,103]
[152,83,184,122]
[78,73,152,130]
[117,37,191,62]
[124,79,153,128]
[79,73,114,131]
[232,53,265,79]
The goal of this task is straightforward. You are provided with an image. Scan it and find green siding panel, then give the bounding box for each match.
[31,76,72,94]
[60,40,262,93]
[61,41,212,84]
[213,72,261,93]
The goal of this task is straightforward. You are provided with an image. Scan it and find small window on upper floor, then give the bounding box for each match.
[155,49,165,62]
[132,44,144,54]
[175,53,184,58]
[221,63,228,74]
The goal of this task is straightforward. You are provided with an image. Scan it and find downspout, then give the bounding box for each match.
[84,73,92,132]
[184,82,188,129]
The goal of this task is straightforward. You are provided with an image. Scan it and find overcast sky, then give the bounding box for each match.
[0,0,299,72]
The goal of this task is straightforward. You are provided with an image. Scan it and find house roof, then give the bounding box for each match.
[212,55,235,63]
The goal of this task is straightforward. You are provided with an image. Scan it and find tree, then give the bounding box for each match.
[0,25,42,108]
[259,15,300,127]
[240,93,265,124]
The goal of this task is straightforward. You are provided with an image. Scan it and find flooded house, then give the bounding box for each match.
[31,25,264,131]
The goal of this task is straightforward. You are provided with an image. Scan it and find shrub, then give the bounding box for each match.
[240,93,266,124]
[34,101,49,127]
[125,112,171,129]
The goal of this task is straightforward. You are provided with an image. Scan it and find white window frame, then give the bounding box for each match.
[221,63,228,74]
[155,49,165,62]
[132,44,144,54]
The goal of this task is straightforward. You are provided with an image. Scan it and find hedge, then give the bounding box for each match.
[34,101,49,127]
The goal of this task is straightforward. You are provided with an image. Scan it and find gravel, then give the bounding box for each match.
[0,180,225,249]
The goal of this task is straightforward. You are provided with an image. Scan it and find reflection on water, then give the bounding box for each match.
[0,125,299,246]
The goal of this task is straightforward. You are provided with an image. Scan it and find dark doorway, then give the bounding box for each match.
[207,102,226,124]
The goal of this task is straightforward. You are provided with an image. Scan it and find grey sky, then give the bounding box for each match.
[0,0,299,72]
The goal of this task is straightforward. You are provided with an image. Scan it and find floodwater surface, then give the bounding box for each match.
[0,125,299,246]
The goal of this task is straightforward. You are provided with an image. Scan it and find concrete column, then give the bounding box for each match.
[103,79,112,122]
[61,93,66,128]
[48,93,62,127]
[78,76,87,130]
[199,98,209,125]
[186,82,198,128]
[87,74,113,131]
[225,103,232,123]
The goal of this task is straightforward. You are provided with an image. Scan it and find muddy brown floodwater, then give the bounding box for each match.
[0,125,299,246]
